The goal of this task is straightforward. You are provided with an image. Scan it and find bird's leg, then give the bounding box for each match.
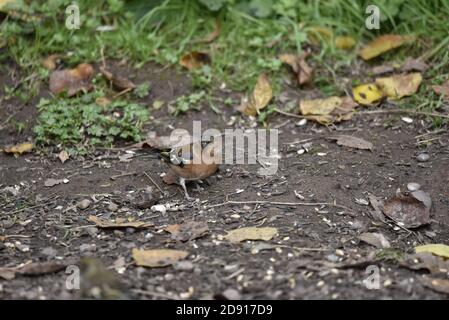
[179,178,193,200]
[194,180,204,192]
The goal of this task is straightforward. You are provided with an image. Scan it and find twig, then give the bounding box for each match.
[110,171,137,180]
[206,200,353,214]
[143,172,165,194]
[357,109,449,119]
[112,87,133,99]
[274,108,306,119]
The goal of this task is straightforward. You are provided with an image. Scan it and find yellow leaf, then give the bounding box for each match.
[352,83,384,105]
[132,248,189,267]
[415,244,449,259]
[308,26,333,44]
[2,142,33,155]
[359,34,415,60]
[237,74,272,116]
[224,227,278,243]
[375,73,422,99]
[335,36,356,50]
[88,216,153,229]
[299,96,342,116]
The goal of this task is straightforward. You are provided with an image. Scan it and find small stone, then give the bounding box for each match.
[125,227,136,234]
[108,202,118,212]
[77,199,91,210]
[401,117,413,124]
[416,153,430,162]
[41,247,57,258]
[407,182,421,191]
[222,288,241,300]
[296,119,307,126]
[173,261,194,271]
[326,254,340,262]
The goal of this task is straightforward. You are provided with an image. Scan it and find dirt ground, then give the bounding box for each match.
[1,62,449,300]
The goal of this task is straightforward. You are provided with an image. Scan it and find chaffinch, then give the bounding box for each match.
[161,139,220,199]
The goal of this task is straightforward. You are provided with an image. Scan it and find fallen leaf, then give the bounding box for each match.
[308,26,333,44]
[401,58,428,72]
[88,215,153,229]
[99,66,136,91]
[335,36,356,50]
[411,190,432,210]
[415,244,449,259]
[224,227,278,243]
[0,267,16,280]
[358,34,414,60]
[298,96,356,124]
[95,96,112,107]
[42,54,62,71]
[44,178,67,187]
[375,72,422,99]
[0,235,5,241]
[330,135,373,150]
[58,150,69,164]
[237,73,273,116]
[432,81,449,101]
[400,252,449,274]
[382,193,430,228]
[49,63,94,96]
[279,53,313,86]
[421,277,449,294]
[2,142,33,155]
[368,194,387,223]
[132,131,194,150]
[179,51,211,70]
[371,64,394,75]
[132,248,189,267]
[358,232,391,248]
[165,220,209,242]
[352,83,384,105]
[17,261,66,276]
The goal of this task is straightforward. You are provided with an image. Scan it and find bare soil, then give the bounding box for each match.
[1,62,448,299]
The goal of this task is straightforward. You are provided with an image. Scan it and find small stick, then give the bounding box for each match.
[144,172,165,194]
[110,171,137,180]
[274,108,306,119]
[206,200,353,214]
[112,87,133,99]
[357,109,449,119]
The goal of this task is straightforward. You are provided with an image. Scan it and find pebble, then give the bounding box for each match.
[77,199,91,210]
[173,261,194,271]
[416,153,430,162]
[407,182,421,191]
[79,243,96,253]
[222,288,241,300]
[108,202,118,212]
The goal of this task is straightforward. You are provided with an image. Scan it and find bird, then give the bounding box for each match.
[160,138,220,199]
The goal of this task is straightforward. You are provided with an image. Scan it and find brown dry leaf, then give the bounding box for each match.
[421,277,449,294]
[335,36,356,50]
[44,178,66,187]
[352,83,384,105]
[415,244,449,259]
[49,63,94,96]
[382,193,430,228]
[279,53,313,86]
[132,248,189,268]
[132,131,193,150]
[88,215,153,229]
[368,194,387,223]
[299,96,356,124]
[99,66,136,91]
[401,58,428,72]
[358,232,390,248]
[0,267,16,280]
[2,142,33,155]
[330,135,373,151]
[224,227,278,243]
[165,220,209,242]
[371,64,395,76]
[18,261,66,276]
[432,81,449,101]
[42,54,62,71]
[375,72,422,99]
[400,252,449,274]
[179,51,211,70]
[95,96,112,107]
[58,150,69,164]
[237,73,273,116]
[359,34,415,60]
